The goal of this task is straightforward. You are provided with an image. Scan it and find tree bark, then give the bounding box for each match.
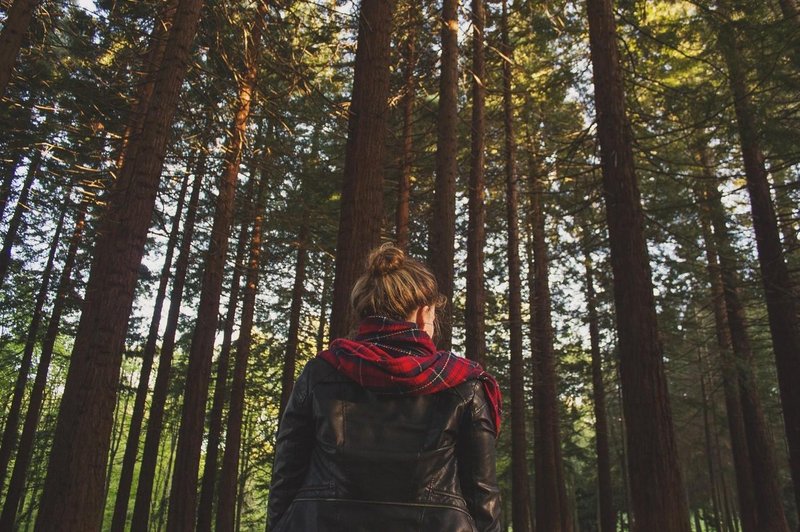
[166,5,263,525]
[0,147,39,289]
[465,0,486,366]
[714,1,800,518]
[0,194,87,529]
[427,0,458,350]
[0,0,40,96]
[279,220,309,421]
[329,0,395,339]
[395,0,418,253]
[502,3,532,531]
[582,226,616,532]
[698,149,791,531]
[215,167,270,532]
[115,0,179,169]
[130,155,204,531]
[697,350,724,532]
[530,151,570,532]
[316,265,332,353]
[109,172,189,532]
[0,191,67,491]
[34,0,204,525]
[196,170,259,532]
[694,170,760,532]
[0,150,23,221]
[585,0,691,529]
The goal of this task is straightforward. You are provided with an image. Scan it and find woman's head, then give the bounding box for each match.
[351,243,446,328]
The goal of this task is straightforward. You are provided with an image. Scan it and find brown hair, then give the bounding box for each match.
[351,243,446,323]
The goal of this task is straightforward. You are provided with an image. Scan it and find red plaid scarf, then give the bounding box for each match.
[317,316,501,435]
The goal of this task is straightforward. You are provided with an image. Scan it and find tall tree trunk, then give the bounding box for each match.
[0,0,39,96]
[465,0,486,366]
[166,6,263,526]
[585,0,691,529]
[395,0,418,252]
[0,194,87,529]
[0,192,66,490]
[502,3,532,531]
[215,168,269,532]
[427,0,458,350]
[34,0,204,525]
[697,350,724,532]
[115,0,179,169]
[582,226,616,532]
[316,264,332,353]
[278,220,309,421]
[695,180,760,532]
[0,150,24,220]
[698,148,790,531]
[329,0,395,339]
[109,172,189,531]
[530,153,570,532]
[196,167,260,532]
[130,156,204,531]
[714,2,800,518]
[0,148,39,289]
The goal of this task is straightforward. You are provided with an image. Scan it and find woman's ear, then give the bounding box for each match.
[416,306,435,338]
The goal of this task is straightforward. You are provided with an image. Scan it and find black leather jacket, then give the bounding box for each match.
[267,357,502,532]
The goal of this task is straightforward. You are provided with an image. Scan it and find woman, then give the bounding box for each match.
[267,243,502,531]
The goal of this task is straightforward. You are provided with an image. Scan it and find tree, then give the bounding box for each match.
[130,153,204,531]
[585,0,691,529]
[428,0,458,350]
[328,0,396,339]
[215,166,270,532]
[465,0,487,366]
[502,2,533,531]
[0,0,40,96]
[109,172,189,531]
[166,1,268,526]
[34,0,205,525]
[712,2,800,515]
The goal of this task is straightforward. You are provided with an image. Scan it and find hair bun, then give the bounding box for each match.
[367,243,405,275]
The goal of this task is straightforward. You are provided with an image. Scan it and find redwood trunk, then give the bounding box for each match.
[715,2,800,516]
[130,159,204,531]
[328,0,395,339]
[115,0,179,169]
[395,1,417,252]
[196,171,258,532]
[502,3,532,531]
[700,152,790,531]
[0,150,23,220]
[34,0,204,524]
[0,0,40,96]
[695,173,760,532]
[279,220,309,421]
[0,195,87,529]
[166,13,262,527]
[109,172,189,531]
[0,148,40,288]
[0,193,67,490]
[531,156,570,532]
[427,0,458,349]
[465,0,487,366]
[582,228,616,532]
[585,0,691,529]
[215,171,270,532]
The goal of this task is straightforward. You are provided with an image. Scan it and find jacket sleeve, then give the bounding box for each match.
[267,362,315,528]
[457,381,502,532]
